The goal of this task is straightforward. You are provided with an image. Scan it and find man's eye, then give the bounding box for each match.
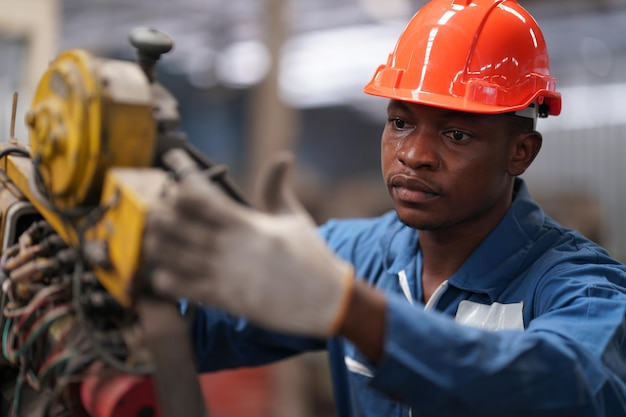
[444,130,473,141]
[390,118,408,129]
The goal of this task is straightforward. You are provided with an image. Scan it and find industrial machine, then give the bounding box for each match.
[0,28,244,417]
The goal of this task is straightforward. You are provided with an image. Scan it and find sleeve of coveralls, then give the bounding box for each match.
[369,278,626,417]
[190,304,326,373]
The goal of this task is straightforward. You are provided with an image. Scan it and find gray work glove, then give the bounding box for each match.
[142,151,355,337]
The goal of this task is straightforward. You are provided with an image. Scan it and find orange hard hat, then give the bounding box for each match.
[364,0,562,117]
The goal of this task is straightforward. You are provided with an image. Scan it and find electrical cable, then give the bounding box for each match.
[70,257,153,375]
[0,147,30,160]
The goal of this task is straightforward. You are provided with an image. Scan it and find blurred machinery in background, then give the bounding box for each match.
[0,28,244,417]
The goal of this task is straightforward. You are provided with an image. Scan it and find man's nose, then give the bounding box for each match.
[397,130,441,170]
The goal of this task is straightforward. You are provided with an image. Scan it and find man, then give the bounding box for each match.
[143,0,626,415]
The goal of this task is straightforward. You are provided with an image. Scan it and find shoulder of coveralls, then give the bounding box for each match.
[318,210,401,249]
[508,179,626,309]
[317,210,420,276]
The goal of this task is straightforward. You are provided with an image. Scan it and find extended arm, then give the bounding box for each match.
[142,152,626,416]
[339,280,386,362]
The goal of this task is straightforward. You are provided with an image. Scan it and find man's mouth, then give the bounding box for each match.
[390,174,440,204]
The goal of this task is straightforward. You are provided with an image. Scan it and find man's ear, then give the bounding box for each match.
[508,131,542,177]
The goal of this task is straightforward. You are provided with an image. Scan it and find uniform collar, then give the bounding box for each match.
[383,178,544,300]
[446,178,543,298]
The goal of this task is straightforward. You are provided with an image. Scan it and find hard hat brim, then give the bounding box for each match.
[363,85,562,117]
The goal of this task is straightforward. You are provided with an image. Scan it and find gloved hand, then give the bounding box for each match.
[142,151,355,337]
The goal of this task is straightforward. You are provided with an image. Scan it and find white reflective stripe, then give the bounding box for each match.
[456,300,524,331]
[344,356,374,378]
[398,270,414,305]
[424,280,448,310]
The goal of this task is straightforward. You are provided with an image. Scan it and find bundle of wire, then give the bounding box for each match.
[0,219,148,417]
[0,220,82,416]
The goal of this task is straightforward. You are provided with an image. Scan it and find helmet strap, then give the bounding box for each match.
[514,103,538,130]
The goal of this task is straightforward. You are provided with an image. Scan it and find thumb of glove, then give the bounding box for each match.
[255,151,307,216]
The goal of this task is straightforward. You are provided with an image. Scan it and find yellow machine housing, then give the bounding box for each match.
[0,29,218,417]
[26,49,157,209]
[0,48,170,306]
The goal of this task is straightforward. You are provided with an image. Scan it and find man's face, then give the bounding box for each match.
[381,100,519,233]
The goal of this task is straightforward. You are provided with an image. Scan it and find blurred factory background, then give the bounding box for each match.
[0,0,625,416]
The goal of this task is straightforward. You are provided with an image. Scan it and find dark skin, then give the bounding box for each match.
[339,100,542,362]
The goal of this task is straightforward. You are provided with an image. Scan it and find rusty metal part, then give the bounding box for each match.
[136,297,209,417]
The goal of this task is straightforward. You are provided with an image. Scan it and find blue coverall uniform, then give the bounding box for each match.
[191,178,626,416]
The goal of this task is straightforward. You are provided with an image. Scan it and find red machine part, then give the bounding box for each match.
[80,362,161,417]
